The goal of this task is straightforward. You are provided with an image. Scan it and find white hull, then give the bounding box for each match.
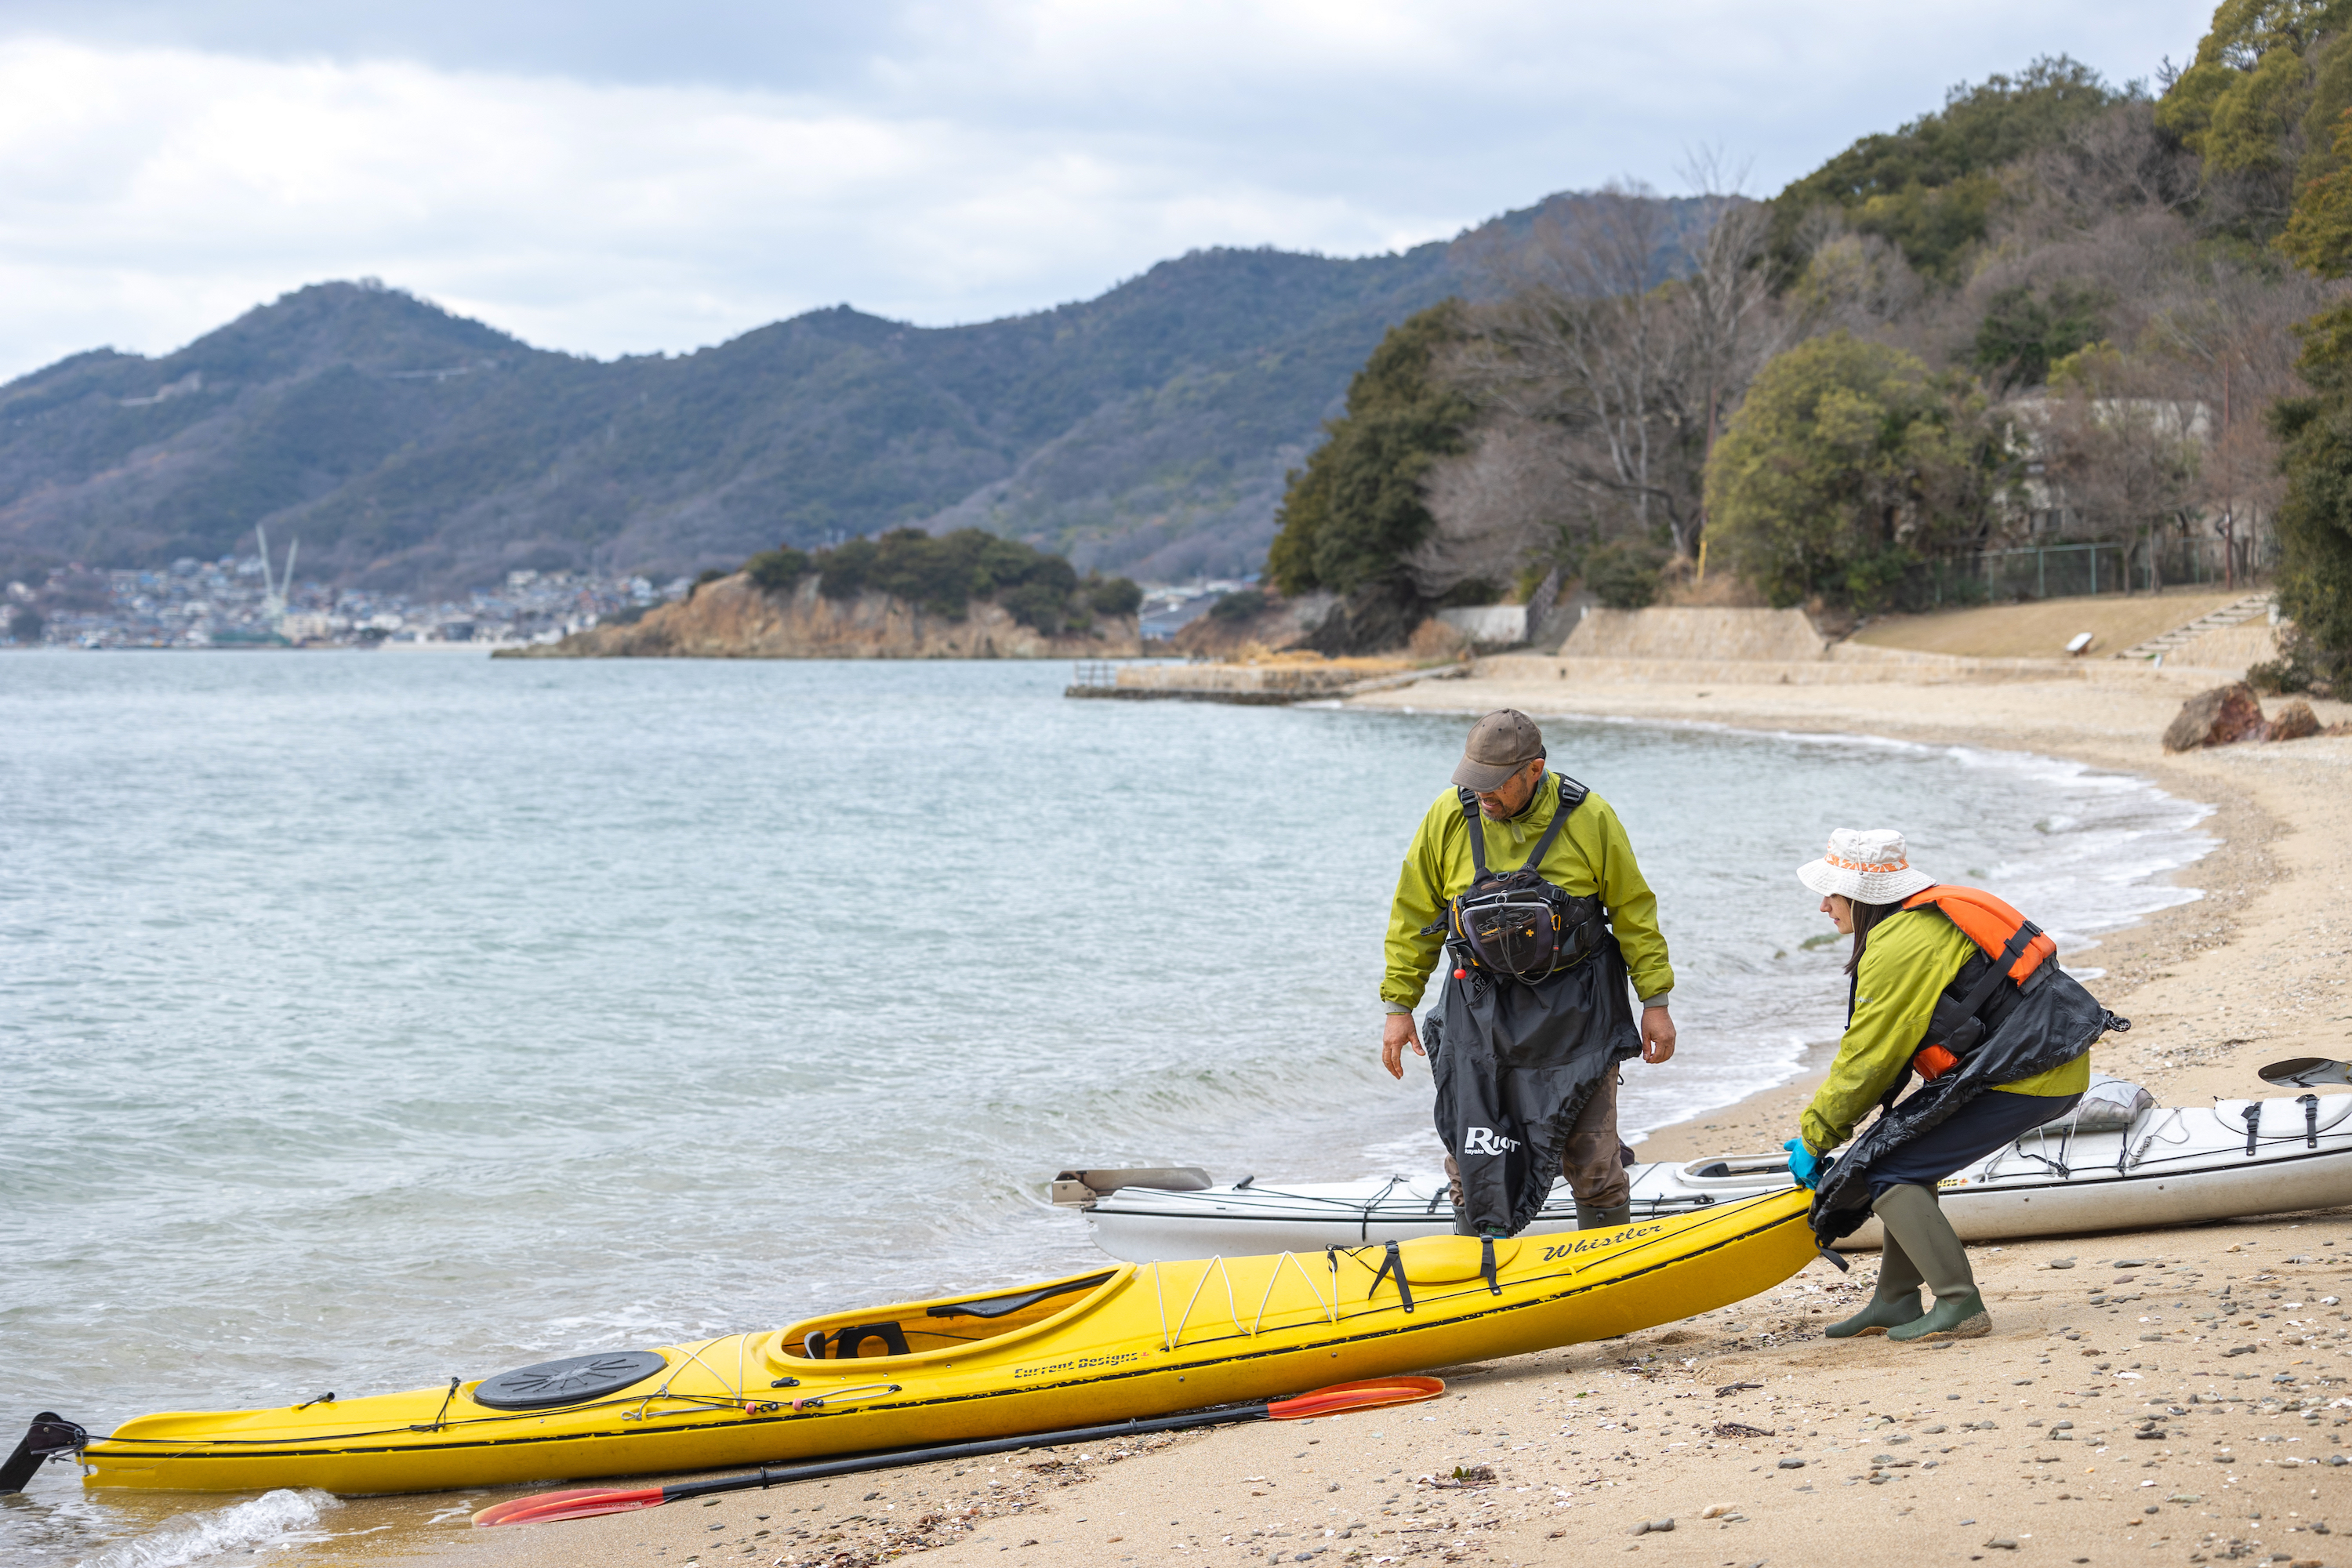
[1077,1094,2352,1262]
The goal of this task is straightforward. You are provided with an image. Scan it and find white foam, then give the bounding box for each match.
[74,1489,336,1568]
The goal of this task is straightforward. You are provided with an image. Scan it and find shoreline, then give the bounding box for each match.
[377,666,2352,1568]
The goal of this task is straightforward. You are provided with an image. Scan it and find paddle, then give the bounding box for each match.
[2259,1058,2352,1089]
[472,1375,1443,1527]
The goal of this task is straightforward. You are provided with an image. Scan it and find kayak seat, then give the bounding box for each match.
[824,1323,910,1359]
[927,1272,1116,1321]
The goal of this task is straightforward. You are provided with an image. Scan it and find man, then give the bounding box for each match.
[1381,710,1676,1236]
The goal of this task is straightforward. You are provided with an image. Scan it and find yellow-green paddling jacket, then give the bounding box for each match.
[1799,907,2090,1155]
[1383,777,1673,1012]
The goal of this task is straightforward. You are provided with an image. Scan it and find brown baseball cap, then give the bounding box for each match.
[1451,710,1546,792]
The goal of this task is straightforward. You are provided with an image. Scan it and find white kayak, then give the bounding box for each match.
[1062,1086,2352,1261]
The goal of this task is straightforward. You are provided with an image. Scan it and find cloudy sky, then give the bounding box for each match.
[0,1,2214,382]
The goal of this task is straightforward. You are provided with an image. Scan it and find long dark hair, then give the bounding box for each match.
[1845,898,1905,975]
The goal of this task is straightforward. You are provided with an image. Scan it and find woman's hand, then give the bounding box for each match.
[1784,1138,1824,1189]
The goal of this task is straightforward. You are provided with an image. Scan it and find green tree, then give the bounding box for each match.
[2267,321,2352,688]
[744,546,812,593]
[2158,1,2352,233]
[795,526,1138,632]
[1265,302,1472,597]
[2278,105,2352,269]
[2266,122,2352,688]
[1704,333,2006,610]
[1769,57,2121,281]
[1581,539,1670,609]
[1972,281,2112,389]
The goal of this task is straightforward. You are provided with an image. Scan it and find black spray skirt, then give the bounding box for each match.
[1809,964,2127,1247]
[1430,934,1641,1236]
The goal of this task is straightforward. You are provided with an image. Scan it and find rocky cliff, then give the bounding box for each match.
[503,573,1140,659]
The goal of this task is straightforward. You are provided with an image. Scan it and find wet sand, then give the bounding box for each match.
[426,662,2352,1568]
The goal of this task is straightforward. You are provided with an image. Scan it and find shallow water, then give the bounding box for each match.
[0,652,2209,1565]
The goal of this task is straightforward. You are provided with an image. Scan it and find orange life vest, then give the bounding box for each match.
[1900,884,2056,1080]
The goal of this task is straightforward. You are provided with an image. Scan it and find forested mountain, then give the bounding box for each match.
[0,194,1703,595]
[1269,42,2352,684]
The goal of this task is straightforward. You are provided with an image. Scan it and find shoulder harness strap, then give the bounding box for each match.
[1520,773,1586,873]
[1454,786,1490,879]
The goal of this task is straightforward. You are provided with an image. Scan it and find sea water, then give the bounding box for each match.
[0,652,2210,1564]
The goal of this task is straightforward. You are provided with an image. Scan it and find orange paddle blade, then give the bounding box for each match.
[1267,1376,1444,1420]
[473,1485,665,1526]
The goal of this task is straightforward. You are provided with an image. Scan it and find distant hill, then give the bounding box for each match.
[0,194,1706,595]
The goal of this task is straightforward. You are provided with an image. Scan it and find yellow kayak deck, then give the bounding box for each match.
[83,1189,1815,1494]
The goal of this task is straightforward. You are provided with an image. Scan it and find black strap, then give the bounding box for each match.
[2306,1094,2321,1149]
[1934,920,2042,1051]
[1368,1240,1416,1313]
[1480,1236,1503,1295]
[927,1272,1114,1320]
[2243,1102,2262,1156]
[1456,787,1490,877]
[1455,773,1586,881]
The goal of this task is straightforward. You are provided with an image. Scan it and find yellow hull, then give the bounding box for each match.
[82,1190,1814,1494]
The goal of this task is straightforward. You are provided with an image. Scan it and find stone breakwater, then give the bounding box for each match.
[500,572,1140,660]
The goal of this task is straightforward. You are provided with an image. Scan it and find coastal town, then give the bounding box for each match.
[2,553,688,650]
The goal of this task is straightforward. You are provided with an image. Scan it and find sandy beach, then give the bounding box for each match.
[423,657,2352,1568]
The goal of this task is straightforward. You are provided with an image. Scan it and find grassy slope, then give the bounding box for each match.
[1849,590,2250,659]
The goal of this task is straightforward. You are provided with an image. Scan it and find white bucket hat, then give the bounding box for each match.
[1796,827,1936,905]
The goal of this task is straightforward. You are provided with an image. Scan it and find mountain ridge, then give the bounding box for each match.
[0,193,1704,594]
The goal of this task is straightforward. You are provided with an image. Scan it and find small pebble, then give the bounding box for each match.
[1777,1457,1806,1469]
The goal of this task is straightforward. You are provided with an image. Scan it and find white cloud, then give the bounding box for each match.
[0,2,2216,381]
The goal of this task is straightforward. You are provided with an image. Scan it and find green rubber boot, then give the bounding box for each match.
[1575,1203,1632,1232]
[1874,1183,1991,1343]
[1824,1231,1924,1338]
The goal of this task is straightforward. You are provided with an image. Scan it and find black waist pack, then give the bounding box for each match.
[1431,773,1605,985]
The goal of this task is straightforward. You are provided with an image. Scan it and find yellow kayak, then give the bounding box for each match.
[82,1189,1813,1494]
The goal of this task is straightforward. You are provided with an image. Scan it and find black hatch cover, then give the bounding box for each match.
[474,1349,669,1410]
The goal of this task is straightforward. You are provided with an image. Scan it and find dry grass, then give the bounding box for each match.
[1849,590,2246,660]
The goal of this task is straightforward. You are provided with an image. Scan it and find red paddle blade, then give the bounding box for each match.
[1267,1376,1445,1420]
[473,1485,666,1526]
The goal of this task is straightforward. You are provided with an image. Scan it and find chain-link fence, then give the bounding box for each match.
[1918,536,2274,608]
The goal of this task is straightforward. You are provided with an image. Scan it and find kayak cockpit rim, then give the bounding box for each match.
[771,1265,1134,1368]
[1678,1154,1793,1186]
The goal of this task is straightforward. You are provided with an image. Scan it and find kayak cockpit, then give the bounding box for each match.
[773,1268,1123,1364]
[1679,1155,1792,1185]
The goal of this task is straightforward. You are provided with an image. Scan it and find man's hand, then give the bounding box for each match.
[1639,1005,1676,1064]
[1381,1013,1425,1080]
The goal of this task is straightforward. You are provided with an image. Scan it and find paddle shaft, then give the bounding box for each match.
[475,1377,1443,1526]
[662,1403,1273,1503]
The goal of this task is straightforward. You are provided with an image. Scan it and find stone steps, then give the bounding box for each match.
[2114,594,2273,661]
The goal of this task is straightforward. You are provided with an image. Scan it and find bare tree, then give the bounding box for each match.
[1407,413,1584,599]
[1447,168,1788,564]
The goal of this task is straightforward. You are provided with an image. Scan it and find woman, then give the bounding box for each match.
[1784,828,2122,1343]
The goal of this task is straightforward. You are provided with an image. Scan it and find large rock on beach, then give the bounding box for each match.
[2161,682,2270,751]
[2267,696,2321,741]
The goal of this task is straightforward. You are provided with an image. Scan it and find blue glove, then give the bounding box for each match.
[1784,1138,1824,1189]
